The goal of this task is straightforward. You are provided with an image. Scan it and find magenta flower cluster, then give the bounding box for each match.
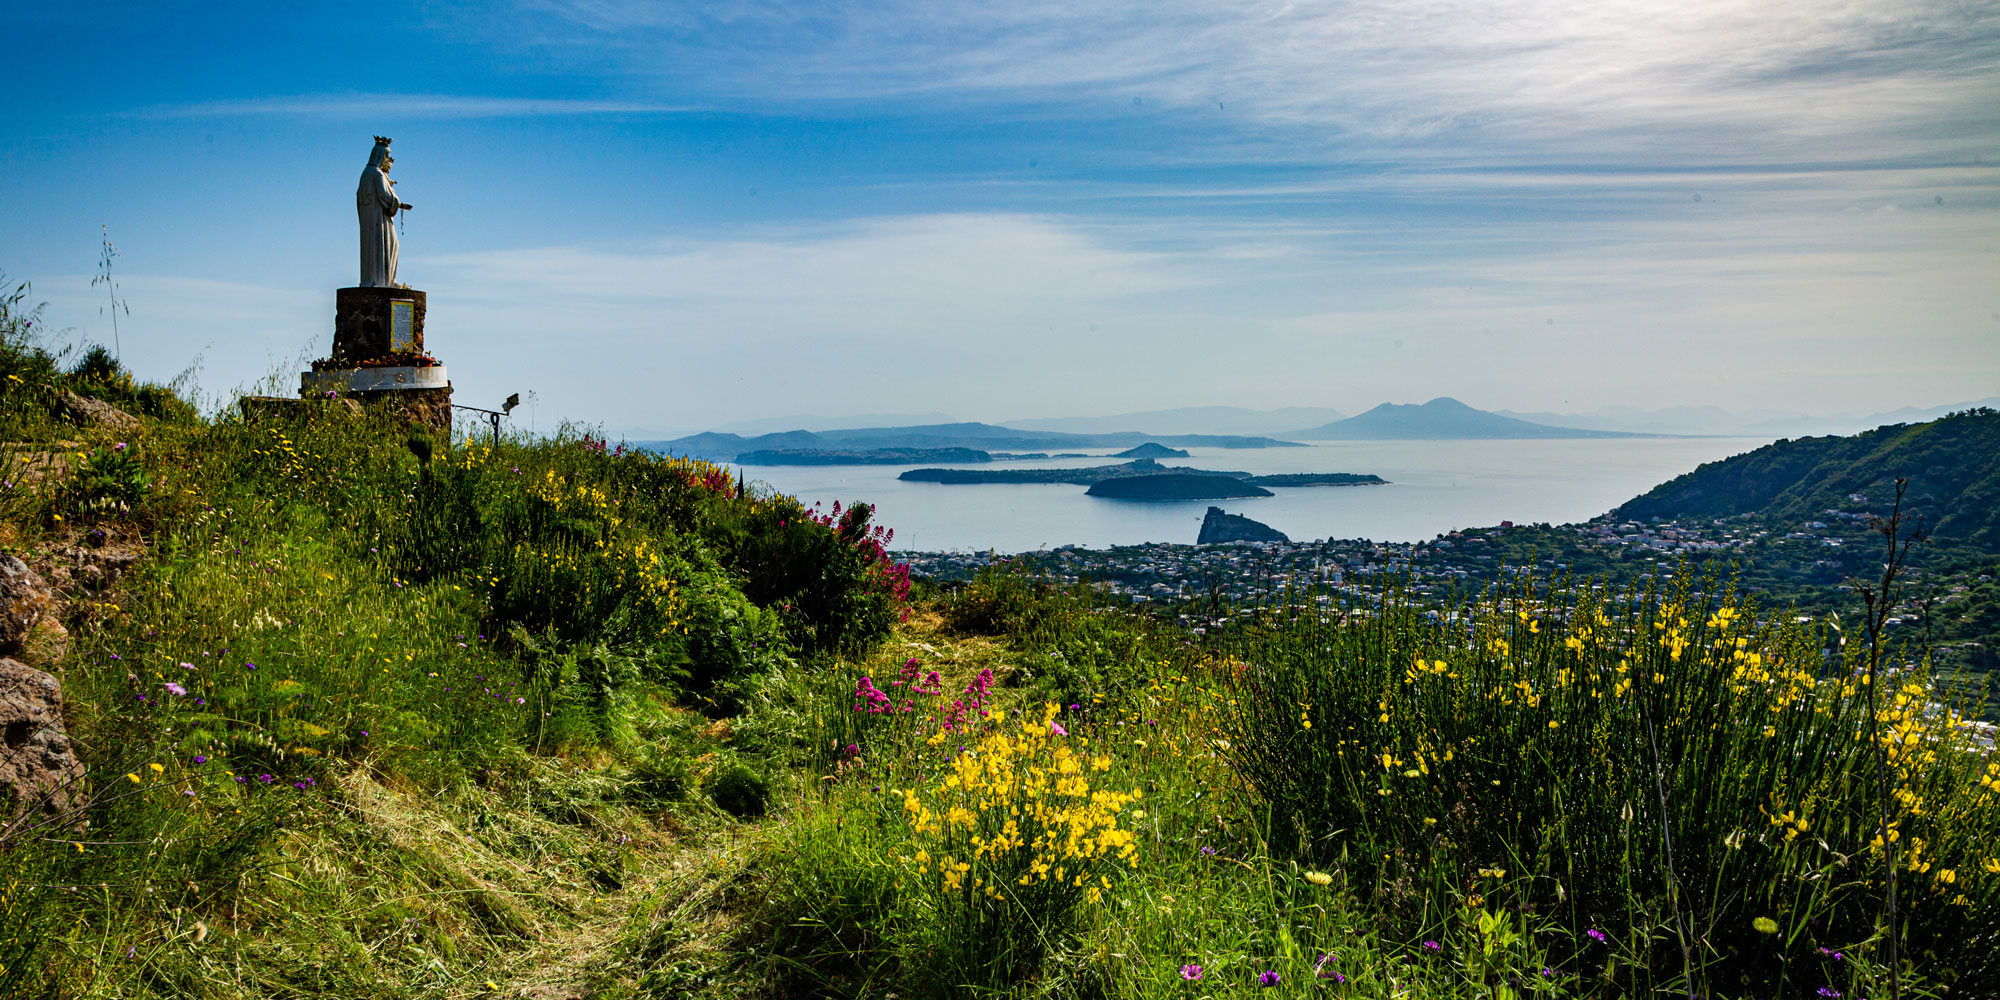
[941,668,995,732]
[851,675,897,714]
[807,500,913,607]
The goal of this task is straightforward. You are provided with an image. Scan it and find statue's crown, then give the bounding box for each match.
[373,135,393,147]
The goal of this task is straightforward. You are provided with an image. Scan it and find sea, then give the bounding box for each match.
[727,437,1776,554]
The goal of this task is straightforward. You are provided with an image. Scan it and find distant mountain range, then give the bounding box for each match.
[629,397,2000,446]
[640,423,1303,461]
[1005,406,1347,437]
[1290,398,1648,440]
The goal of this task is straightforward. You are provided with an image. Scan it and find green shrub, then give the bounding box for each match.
[64,441,150,512]
[1220,573,2000,996]
[708,759,769,818]
[0,275,64,439]
[65,342,199,423]
[945,567,1161,702]
[673,568,793,709]
[709,495,902,657]
[70,342,120,383]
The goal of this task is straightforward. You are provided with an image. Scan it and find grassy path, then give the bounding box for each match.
[488,614,1023,998]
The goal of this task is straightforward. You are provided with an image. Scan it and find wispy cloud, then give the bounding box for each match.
[513,0,2000,165]
[130,93,703,119]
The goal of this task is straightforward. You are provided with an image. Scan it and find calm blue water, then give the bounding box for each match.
[727,438,1773,554]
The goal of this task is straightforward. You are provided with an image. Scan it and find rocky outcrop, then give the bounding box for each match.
[41,532,145,597]
[1197,506,1290,544]
[59,391,142,432]
[0,658,86,822]
[0,554,53,652]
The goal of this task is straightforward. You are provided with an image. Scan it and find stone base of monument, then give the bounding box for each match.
[334,287,428,358]
[240,395,364,424]
[300,365,449,394]
[355,385,453,435]
[271,383,453,436]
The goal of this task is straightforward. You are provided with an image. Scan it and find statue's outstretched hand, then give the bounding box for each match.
[400,203,414,210]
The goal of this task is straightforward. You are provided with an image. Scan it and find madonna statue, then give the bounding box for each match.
[357,136,413,287]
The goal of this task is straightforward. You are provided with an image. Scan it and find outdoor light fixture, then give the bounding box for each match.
[453,392,521,448]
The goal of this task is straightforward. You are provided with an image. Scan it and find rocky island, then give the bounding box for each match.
[1085,474,1274,501]
[1197,506,1290,543]
[1112,442,1191,458]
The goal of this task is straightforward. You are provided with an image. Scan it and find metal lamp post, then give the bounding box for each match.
[453,393,519,448]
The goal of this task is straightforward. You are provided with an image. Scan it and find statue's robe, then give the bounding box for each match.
[357,160,401,287]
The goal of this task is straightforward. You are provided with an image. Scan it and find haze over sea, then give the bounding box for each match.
[734,437,1772,554]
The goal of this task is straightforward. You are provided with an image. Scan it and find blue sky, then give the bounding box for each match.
[3,1,1996,437]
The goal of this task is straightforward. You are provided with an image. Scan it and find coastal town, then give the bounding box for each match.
[897,509,1881,608]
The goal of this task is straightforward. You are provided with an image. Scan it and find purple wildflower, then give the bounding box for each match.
[1422,940,1442,953]
[1179,964,1203,981]
[193,755,207,765]
[1586,928,1607,944]
[164,682,187,696]
[1258,970,1281,987]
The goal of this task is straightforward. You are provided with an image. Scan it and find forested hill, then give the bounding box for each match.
[1613,408,2000,552]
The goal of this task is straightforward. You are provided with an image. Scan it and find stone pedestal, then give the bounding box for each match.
[334,287,427,360]
[364,386,454,435]
[256,385,452,436]
[302,286,451,435]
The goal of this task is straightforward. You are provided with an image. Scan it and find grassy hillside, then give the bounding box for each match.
[1,279,913,996]
[3,281,1997,998]
[1615,409,2000,553]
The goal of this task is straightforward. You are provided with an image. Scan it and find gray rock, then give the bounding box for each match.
[42,534,145,597]
[59,391,142,432]
[1197,506,1290,545]
[0,555,53,653]
[0,657,86,823]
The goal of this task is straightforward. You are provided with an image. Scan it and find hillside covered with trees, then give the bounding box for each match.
[1615,409,2000,553]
